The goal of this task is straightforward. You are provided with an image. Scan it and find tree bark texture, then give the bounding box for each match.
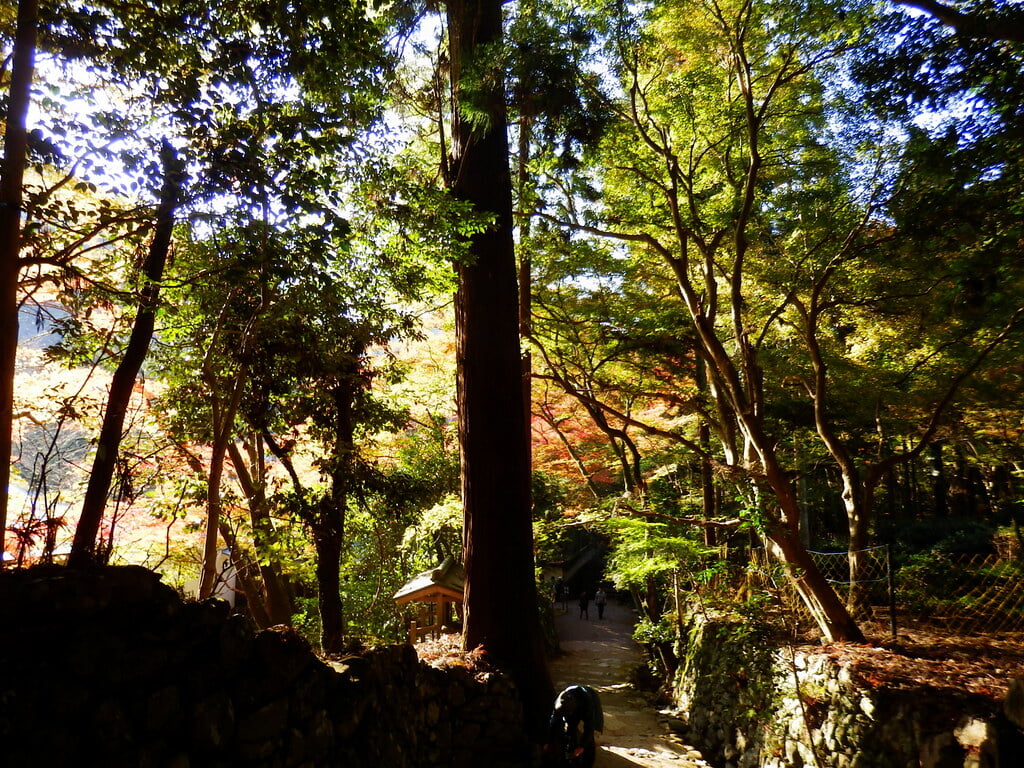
[447,0,553,737]
[69,142,183,567]
[518,115,533,474]
[198,369,247,599]
[761,454,867,643]
[766,521,866,644]
[0,0,39,562]
[218,520,272,628]
[228,439,295,626]
[315,380,358,655]
[314,525,345,654]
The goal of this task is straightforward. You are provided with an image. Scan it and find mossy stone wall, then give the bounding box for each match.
[0,565,530,768]
[672,611,1024,768]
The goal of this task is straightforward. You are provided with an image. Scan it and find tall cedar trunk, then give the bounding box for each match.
[447,0,553,737]
[0,0,38,560]
[518,115,533,470]
[69,142,183,566]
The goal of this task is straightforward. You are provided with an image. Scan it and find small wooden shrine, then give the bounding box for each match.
[393,557,465,644]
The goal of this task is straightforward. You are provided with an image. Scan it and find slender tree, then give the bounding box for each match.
[68,141,184,566]
[0,0,39,562]
[226,438,295,626]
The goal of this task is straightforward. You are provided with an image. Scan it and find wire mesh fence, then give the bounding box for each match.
[896,552,1024,636]
[744,546,1024,640]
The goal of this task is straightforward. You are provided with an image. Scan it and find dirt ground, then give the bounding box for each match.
[549,599,710,768]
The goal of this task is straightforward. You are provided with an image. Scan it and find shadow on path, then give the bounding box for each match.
[549,599,711,768]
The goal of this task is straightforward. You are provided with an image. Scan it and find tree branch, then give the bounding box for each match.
[899,0,1024,43]
[616,499,742,530]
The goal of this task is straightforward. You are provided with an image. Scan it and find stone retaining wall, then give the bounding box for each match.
[0,565,530,768]
[671,611,1024,768]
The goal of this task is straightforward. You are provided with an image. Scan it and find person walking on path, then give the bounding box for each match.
[594,588,607,620]
[578,591,590,620]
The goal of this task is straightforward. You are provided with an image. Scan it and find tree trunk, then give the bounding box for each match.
[228,439,295,626]
[0,0,39,561]
[835,449,899,624]
[700,422,716,547]
[950,444,973,518]
[697,363,717,547]
[448,0,553,738]
[761,449,866,643]
[218,520,272,628]
[199,426,230,598]
[694,310,865,641]
[69,142,183,567]
[198,370,247,599]
[844,476,874,621]
[766,523,866,643]
[315,379,358,655]
[255,370,358,654]
[929,441,949,518]
[518,113,534,471]
[909,444,922,512]
[314,522,345,654]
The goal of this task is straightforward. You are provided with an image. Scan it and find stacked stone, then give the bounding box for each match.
[671,610,1024,768]
[328,645,529,768]
[0,565,530,768]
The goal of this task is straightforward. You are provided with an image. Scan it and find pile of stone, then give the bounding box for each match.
[672,611,1024,768]
[0,565,529,768]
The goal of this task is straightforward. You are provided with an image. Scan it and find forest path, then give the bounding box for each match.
[549,599,711,768]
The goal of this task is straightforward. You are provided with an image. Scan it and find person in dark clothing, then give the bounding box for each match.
[578,591,589,620]
[555,578,568,610]
[543,684,603,767]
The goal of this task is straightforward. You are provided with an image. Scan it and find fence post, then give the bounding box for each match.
[886,545,897,640]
